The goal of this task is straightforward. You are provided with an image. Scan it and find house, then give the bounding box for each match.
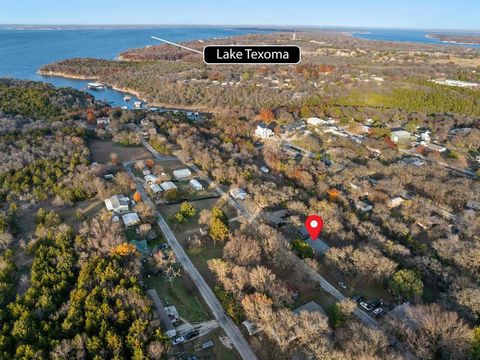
[388,197,404,208]
[104,194,129,213]
[283,120,306,134]
[142,169,151,176]
[190,179,203,191]
[263,210,289,228]
[242,321,262,336]
[145,174,159,184]
[230,188,247,200]
[96,117,110,125]
[425,143,447,153]
[390,129,411,143]
[173,168,192,180]
[297,226,310,240]
[293,301,327,317]
[146,289,177,338]
[255,123,274,139]
[307,117,330,126]
[355,200,373,212]
[306,238,330,255]
[122,213,140,228]
[149,183,163,198]
[129,239,149,256]
[160,181,177,191]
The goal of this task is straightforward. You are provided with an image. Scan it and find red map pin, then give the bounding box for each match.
[305,215,323,241]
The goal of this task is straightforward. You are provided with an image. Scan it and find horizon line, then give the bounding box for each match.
[1,23,479,32]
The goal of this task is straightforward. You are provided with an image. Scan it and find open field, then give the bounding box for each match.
[88,139,151,164]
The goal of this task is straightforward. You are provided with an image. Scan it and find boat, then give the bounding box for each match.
[87,82,106,90]
[123,95,132,101]
[133,101,142,109]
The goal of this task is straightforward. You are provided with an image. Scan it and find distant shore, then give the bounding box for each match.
[426,34,480,45]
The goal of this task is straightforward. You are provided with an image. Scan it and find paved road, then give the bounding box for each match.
[125,167,258,360]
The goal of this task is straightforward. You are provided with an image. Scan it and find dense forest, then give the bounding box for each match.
[0,80,167,359]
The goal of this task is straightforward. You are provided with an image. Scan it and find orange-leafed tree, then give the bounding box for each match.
[86,109,96,124]
[328,188,340,201]
[259,108,275,123]
[133,191,142,203]
[146,159,155,168]
[112,243,137,256]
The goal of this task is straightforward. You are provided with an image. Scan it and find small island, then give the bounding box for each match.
[428,33,480,45]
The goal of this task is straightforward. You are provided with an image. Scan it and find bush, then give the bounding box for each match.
[291,239,314,259]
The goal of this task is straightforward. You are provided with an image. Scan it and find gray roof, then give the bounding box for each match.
[305,238,330,255]
[293,301,326,316]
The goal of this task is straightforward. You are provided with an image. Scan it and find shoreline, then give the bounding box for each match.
[37,69,215,112]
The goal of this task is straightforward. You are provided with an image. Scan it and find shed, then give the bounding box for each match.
[190,179,203,191]
[160,182,177,191]
[173,168,192,180]
[263,210,289,228]
[122,213,140,228]
[355,200,373,212]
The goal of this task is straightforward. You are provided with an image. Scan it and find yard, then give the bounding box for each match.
[145,274,211,323]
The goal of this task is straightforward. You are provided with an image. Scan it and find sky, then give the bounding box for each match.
[0,0,479,30]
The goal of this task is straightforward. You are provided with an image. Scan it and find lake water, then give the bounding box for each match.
[350,28,480,49]
[0,26,478,107]
[0,26,271,107]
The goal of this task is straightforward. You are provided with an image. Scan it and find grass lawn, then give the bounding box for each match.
[145,274,211,323]
[188,245,224,286]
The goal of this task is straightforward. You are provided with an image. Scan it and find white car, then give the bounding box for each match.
[373,307,384,315]
[172,336,185,345]
[360,302,373,311]
[260,166,269,173]
[337,281,347,289]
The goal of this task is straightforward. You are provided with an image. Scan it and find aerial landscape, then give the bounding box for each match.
[0,1,480,360]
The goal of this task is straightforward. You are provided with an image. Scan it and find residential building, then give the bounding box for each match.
[388,197,404,208]
[149,183,163,198]
[230,188,247,200]
[255,123,274,139]
[96,117,110,125]
[122,213,140,228]
[160,181,177,191]
[190,179,203,191]
[104,194,129,213]
[307,117,330,126]
[173,168,192,180]
[293,301,327,316]
[390,129,411,143]
[145,174,159,184]
[146,289,177,338]
[283,120,306,134]
[355,200,373,213]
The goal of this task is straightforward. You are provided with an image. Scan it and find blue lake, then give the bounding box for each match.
[0,26,272,106]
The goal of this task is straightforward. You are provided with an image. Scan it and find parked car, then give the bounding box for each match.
[373,307,384,315]
[360,302,374,311]
[337,281,347,289]
[172,336,185,345]
[186,330,200,339]
[260,166,269,173]
[351,294,363,302]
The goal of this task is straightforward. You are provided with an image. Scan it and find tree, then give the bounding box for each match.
[133,191,142,203]
[209,217,229,244]
[86,109,96,124]
[259,108,275,123]
[389,269,423,300]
